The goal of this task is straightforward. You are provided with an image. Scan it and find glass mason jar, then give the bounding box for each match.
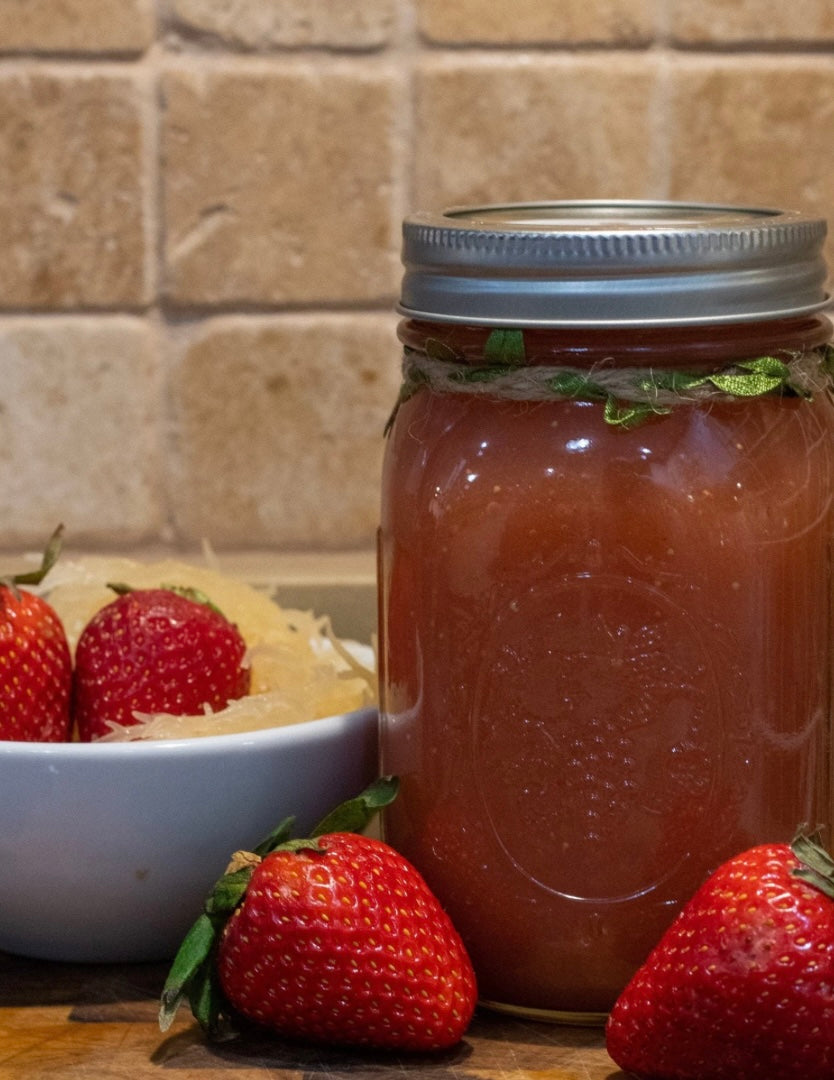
[378,201,834,1022]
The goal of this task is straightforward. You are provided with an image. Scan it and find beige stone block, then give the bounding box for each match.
[0,0,154,53]
[170,315,400,549]
[670,0,834,42]
[419,0,653,43]
[169,0,396,49]
[0,71,151,310]
[414,55,658,209]
[0,317,163,547]
[666,58,834,246]
[162,63,401,306]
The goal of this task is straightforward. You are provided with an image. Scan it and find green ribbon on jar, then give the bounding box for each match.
[387,333,834,431]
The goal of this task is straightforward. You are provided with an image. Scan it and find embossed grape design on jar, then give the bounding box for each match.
[378,201,834,1022]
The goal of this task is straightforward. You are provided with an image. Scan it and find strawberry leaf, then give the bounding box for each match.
[5,524,64,589]
[310,775,399,837]
[189,955,234,1039]
[160,863,259,1034]
[252,815,296,857]
[425,338,464,363]
[161,584,227,619]
[791,828,834,901]
[484,328,526,365]
[204,865,258,917]
[158,913,219,1032]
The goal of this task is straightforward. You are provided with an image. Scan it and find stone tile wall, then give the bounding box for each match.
[0,0,832,553]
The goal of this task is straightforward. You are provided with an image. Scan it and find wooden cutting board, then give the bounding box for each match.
[0,950,626,1079]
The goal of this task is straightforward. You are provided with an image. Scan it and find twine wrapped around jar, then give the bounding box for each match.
[390,334,834,430]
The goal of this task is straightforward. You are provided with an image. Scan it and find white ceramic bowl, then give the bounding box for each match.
[0,706,378,964]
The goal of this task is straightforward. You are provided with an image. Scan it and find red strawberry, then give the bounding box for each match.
[73,585,250,740]
[0,526,71,742]
[159,777,478,1051]
[605,831,834,1080]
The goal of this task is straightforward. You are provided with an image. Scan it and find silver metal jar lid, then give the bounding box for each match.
[399,200,830,327]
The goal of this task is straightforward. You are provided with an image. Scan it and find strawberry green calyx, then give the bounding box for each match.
[2,524,64,593]
[158,776,399,1039]
[790,829,834,901]
[305,773,399,836]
